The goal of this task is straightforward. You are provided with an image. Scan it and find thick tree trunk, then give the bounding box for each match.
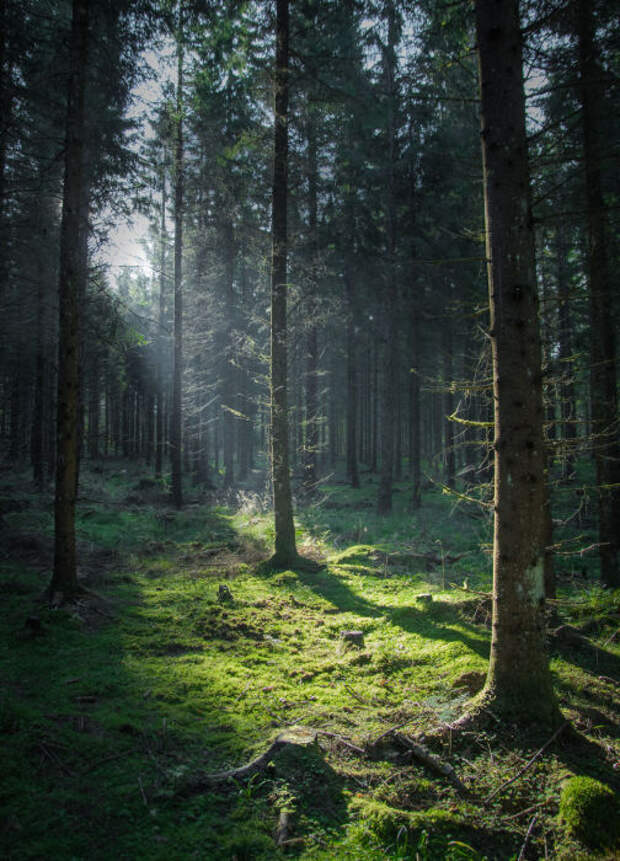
[578,0,619,587]
[170,3,184,509]
[50,0,88,601]
[302,114,319,494]
[269,0,297,567]
[474,0,559,725]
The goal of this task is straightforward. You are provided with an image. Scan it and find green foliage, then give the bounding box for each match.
[558,777,619,849]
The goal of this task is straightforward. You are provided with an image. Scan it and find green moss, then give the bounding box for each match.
[350,796,464,842]
[559,776,619,849]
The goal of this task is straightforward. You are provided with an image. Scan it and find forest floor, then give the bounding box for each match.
[1,461,619,860]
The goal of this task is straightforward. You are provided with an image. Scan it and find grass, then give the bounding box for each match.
[1,460,618,859]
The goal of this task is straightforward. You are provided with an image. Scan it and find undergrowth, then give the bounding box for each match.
[0,461,618,859]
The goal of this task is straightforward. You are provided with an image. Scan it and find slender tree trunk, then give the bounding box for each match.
[345,270,360,488]
[87,353,99,459]
[50,0,88,601]
[32,241,46,488]
[222,217,235,488]
[303,113,319,494]
[377,1,399,514]
[155,167,167,479]
[409,306,421,509]
[473,0,559,725]
[578,0,619,587]
[442,291,455,489]
[170,3,184,508]
[556,230,576,478]
[269,0,297,566]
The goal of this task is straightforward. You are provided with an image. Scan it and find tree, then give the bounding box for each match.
[268,0,298,567]
[50,0,89,602]
[170,0,185,509]
[472,0,560,725]
[577,0,619,587]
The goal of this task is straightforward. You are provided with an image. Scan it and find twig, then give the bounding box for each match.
[367,722,411,748]
[316,730,365,756]
[138,775,148,806]
[504,799,552,821]
[485,723,568,803]
[343,684,370,705]
[517,814,538,861]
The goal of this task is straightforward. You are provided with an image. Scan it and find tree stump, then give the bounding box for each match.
[340,630,364,647]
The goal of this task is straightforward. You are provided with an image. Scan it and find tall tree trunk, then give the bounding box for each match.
[377,0,398,514]
[50,0,88,602]
[442,290,455,489]
[155,166,167,479]
[170,2,184,509]
[578,0,619,587]
[409,306,421,509]
[473,0,559,725]
[303,113,319,494]
[345,269,360,488]
[556,230,576,478]
[269,0,297,567]
[222,217,235,488]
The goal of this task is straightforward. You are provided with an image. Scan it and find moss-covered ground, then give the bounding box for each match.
[1,462,618,859]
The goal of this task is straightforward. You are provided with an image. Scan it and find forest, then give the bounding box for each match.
[1,0,619,858]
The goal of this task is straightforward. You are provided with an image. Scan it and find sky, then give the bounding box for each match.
[96,46,175,282]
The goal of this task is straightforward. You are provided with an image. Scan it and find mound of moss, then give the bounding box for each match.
[350,796,464,843]
[559,776,619,849]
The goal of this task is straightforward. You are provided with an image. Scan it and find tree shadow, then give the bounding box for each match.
[293,565,490,661]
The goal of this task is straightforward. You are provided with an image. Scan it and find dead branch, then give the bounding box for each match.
[315,730,365,756]
[182,738,288,792]
[517,814,538,861]
[393,732,468,794]
[485,723,568,803]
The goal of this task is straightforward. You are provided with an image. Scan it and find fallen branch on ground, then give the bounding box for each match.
[179,724,466,796]
[393,732,468,794]
[485,722,568,803]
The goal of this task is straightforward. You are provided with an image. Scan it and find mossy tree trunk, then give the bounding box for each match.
[474,0,560,725]
[50,0,89,601]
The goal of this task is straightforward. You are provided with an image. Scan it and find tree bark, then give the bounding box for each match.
[155,165,167,479]
[269,0,297,567]
[474,0,559,725]
[302,112,319,495]
[50,0,89,601]
[170,1,184,509]
[578,0,619,587]
[377,0,399,515]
